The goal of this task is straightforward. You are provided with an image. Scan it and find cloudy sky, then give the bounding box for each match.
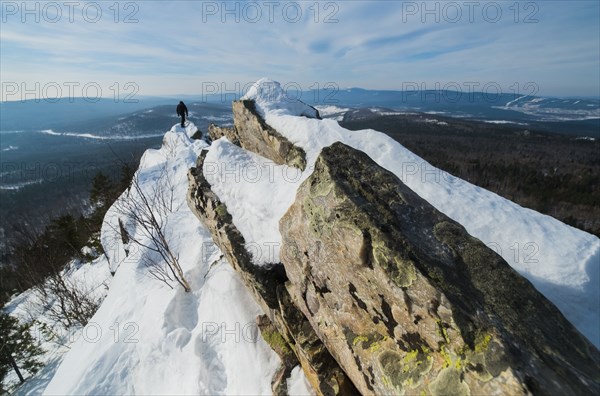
[1,0,599,99]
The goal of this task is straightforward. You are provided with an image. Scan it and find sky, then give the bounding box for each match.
[1,0,599,100]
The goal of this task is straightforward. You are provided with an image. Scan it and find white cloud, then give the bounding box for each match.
[1,0,598,96]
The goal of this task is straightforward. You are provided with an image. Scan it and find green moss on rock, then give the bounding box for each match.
[215,202,228,218]
[261,327,293,358]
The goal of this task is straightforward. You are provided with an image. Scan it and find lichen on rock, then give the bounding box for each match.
[280,141,600,395]
[187,146,356,396]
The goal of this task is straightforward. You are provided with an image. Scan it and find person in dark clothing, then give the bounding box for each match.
[176,101,188,127]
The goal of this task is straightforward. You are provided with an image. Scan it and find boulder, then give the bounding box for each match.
[207,102,306,170]
[280,141,600,395]
[207,123,236,144]
[187,151,356,395]
[190,128,203,140]
[231,100,307,170]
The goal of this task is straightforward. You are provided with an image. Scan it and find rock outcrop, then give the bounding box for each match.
[279,141,600,395]
[208,100,307,170]
[191,98,599,395]
[189,127,203,140]
[257,314,297,395]
[207,123,236,144]
[187,151,356,396]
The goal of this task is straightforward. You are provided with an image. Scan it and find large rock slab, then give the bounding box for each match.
[230,100,307,170]
[280,141,600,395]
[187,151,356,395]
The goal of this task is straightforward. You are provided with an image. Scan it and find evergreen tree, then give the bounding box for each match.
[119,163,135,192]
[45,214,85,261]
[90,172,116,209]
[0,312,43,393]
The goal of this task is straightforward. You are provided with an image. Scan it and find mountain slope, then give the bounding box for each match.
[19,79,599,395]
[41,123,311,395]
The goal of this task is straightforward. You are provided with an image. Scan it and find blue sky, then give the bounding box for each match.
[1,0,599,99]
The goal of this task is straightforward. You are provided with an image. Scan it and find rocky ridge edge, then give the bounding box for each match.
[188,100,600,395]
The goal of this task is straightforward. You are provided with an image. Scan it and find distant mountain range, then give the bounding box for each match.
[3,89,598,137]
[305,88,600,137]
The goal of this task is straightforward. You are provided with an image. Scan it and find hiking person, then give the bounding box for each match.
[176,101,188,127]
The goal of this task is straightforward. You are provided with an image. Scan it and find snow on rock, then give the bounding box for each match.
[314,105,349,121]
[203,139,301,265]
[207,80,600,349]
[287,366,315,396]
[42,122,282,395]
[242,78,319,119]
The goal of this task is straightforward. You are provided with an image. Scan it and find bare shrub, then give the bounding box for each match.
[112,166,190,292]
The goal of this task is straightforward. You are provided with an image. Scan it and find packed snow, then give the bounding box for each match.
[207,78,600,349]
[9,121,312,395]
[242,78,319,119]
[203,141,301,266]
[3,255,112,395]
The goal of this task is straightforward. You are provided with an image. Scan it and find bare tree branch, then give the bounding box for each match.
[112,166,190,292]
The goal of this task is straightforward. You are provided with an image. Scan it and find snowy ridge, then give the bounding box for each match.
[242,78,319,119]
[10,79,598,395]
[41,122,312,395]
[207,80,600,348]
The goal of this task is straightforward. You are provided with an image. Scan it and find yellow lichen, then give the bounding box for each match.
[474,333,492,353]
[440,346,452,368]
[261,328,292,357]
[455,359,463,370]
[382,375,393,389]
[436,320,450,344]
[353,335,369,346]
[215,202,228,217]
[404,349,419,363]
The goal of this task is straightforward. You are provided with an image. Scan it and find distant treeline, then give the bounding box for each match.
[341,113,600,238]
[0,165,134,305]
